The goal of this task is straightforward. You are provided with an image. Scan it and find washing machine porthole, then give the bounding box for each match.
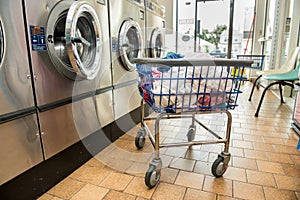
[47,1,102,80]
[118,19,143,71]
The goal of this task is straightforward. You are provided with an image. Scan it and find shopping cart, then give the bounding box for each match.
[134,58,254,189]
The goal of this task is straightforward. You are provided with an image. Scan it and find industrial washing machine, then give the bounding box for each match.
[23,0,113,159]
[145,0,166,58]
[109,0,146,123]
[0,0,43,185]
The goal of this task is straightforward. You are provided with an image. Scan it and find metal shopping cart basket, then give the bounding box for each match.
[236,54,265,82]
[134,58,254,189]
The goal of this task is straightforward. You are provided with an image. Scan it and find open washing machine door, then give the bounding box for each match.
[47,1,102,80]
[149,27,164,58]
[118,18,143,71]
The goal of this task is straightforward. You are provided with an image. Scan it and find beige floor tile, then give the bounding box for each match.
[244,149,268,161]
[291,155,300,165]
[184,188,216,200]
[257,160,285,175]
[184,149,209,161]
[70,184,109,200]
[243,134,264,142]
[125,162,149,177]
[229,147,244,157]
[281,163,300,177]
[230,133,243,141]
[273,145,300,155]
[246,170,276,187]
[128,152,153,163]
[151,182,186,200]
[47,178,85,199]
[233,181,264,200]
[203,176,233,196]
[163,148,188,157]
[136,197,149,200]
[159,154,175,168]
[37,194,55,200]
[68,164,93,179]
[193,161,213,176]
[99,172,134,191]
[73,165,112,185]
[85,157,106,168]
[266,152,293,164]
[174,171,204,189]
[264,187,298,200]
[274,175,300,191]
[124,177,155,199]
[223,167,246,182]
[201,145,223,154]
[252,142,274,152]
[160,168,179,184]
[103,190,136,200]
[262,136,284,145]
[217,195,239,200]
[169,157,195,171]
[232,157,257,170]
[232,140,253,149]
[283,138,299,147]
[104,157,134,173]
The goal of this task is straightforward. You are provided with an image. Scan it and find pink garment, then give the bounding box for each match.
[152,69,162,79]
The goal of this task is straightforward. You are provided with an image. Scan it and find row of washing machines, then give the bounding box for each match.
[0,0,165,185]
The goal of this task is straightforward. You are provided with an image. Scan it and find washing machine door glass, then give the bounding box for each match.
[118,19,143,71]
[0,20,4,65]
[150,27,164,58]
[47,1,102,80]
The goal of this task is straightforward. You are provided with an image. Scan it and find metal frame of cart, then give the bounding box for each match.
[134,58,254,188]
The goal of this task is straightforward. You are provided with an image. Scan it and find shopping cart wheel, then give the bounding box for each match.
[187,125,196,142]
[211,157,228,177]
[145,164,161,189]
[135,129,146,149]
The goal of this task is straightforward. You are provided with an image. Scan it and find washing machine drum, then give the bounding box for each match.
[47,1,102,80]
[150,27,164,58]
[118,19,143,71]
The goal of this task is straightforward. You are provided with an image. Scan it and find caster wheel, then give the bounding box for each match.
[187,125,196,142]
[145,165,160,189]
[211,157,228,178]
[135,130,146,149]
[187,129,195,142]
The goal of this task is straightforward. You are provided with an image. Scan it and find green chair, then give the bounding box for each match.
[249,47,300,101]
[254,62,300,117]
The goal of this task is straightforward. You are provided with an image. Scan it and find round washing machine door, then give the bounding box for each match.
[0,20,4,66]
[149,27,164,58]
[118,18,143,71]
[47,1,102,80]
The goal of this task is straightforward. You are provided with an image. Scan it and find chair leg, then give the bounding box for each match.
[249,75,262,101]
[255,81,281,117]
[279,82,284,103]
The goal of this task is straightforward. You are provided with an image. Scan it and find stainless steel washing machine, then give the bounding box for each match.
[145,0,166,58]
[109,0,145,120]
[0,0,43,185]
[23,0,113,159]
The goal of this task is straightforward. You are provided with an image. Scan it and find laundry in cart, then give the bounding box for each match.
[134,57,254,189]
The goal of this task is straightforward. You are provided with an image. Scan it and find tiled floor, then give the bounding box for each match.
[39,82,300,200]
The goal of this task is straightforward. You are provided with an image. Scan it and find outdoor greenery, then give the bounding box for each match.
[198,24,227,49]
